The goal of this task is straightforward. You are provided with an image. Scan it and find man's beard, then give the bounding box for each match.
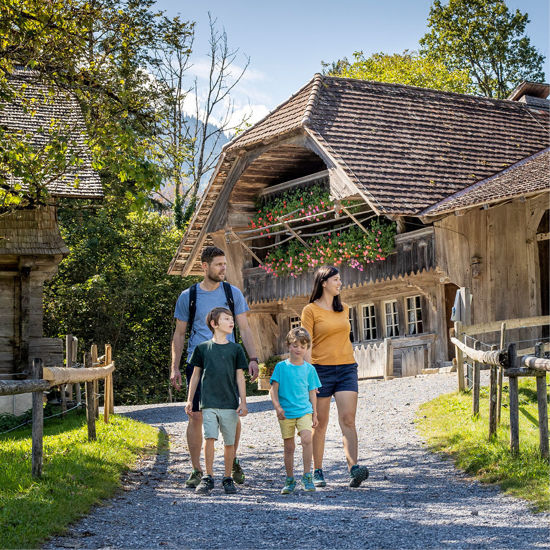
[206,270,225,283]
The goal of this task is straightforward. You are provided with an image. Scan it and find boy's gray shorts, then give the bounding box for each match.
[202,408,239,445]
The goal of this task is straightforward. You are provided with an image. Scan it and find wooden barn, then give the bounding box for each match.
[0,70,102,414]
[168,75,549,377]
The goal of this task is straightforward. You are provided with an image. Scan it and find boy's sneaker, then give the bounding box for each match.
[313,468,326,487]
[185,469,203,488]
[302,472,316,492]
[280,476,296,495]
[222,476,237,494]
[195,475,214,494]
[232,457,245,484]
[349,464,369,488]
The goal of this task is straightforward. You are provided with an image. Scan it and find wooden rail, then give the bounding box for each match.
[450,327,549,460]
[0,342,115,478]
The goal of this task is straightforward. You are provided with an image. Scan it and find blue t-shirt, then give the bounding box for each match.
[174,283,249,361]
[270,359,321,419]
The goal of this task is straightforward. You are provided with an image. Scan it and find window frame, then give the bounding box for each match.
[406,295,423,335]
[383,300,400,337]
[360,303,378,341]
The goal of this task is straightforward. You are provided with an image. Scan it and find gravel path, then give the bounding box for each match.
[45,373,549,550]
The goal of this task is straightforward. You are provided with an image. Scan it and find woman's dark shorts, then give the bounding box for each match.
[185,363,201,412]
[314,363,358,398]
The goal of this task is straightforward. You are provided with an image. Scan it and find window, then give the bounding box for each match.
[406,295,423,335]
[384,301,399,337]
[289,316,301,330]
[361,304,377,341]
[349,306,357,342]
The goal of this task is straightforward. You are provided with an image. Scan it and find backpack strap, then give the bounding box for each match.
[222,282,238,340]
[186,283,198,339]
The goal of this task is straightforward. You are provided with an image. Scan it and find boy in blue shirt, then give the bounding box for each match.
[270,327,321,494]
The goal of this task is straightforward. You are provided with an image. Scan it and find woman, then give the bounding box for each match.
[301,265,369,488]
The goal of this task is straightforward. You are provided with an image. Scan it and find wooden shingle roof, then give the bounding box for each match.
[1,70,102,199]
[169,74,549,276]
[421,148,550,218]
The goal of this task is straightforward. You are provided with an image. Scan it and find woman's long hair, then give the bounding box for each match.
[308,265,343,312]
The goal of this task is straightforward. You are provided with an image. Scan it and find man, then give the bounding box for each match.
[170,246,259,488]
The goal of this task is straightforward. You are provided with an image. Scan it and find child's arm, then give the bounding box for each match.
[184,367,201,416]
[309,388,318,428]
[269,381,286,420]
[236,369,248,417]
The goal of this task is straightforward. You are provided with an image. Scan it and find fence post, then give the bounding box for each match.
[488,345,498,439]
[384,338,393,380]
[84,352,96,442]
[91,344,99,419]
[507,343,520,456]
[75,338,82,406]
[31,358,44,478]
[534,343,549,460]
[496,322,506,425]
[454,321,465,391]
[103,344,113,423]
[63,334,73,416]
[472,340,481,417]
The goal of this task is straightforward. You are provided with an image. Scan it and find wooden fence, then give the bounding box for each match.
[0,341,115,477]
[450,316,549,459]
[353,338,393,380]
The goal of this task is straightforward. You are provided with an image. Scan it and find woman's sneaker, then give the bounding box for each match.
[302,472,316,492]
[222,476,237,494]
[280,476,296,494]
[349,464,369,488]
[195,475,214,494]
[185,469,203,488]
[313,468,326,487]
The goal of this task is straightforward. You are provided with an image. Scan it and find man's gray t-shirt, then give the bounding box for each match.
[188,340,248,409]
[174,283,249,362]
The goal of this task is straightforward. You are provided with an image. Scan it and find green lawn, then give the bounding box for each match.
[417,376,550,511]
[0,408,165,549]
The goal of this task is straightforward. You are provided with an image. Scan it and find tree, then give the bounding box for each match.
[323,50,473,93]
[151,14,249,226]
[419,0,546,98]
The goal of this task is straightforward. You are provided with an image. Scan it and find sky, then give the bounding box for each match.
[154,0,550,126]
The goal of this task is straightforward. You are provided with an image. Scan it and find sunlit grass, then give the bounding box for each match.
[417,376,550,511]
[0,409,165,548]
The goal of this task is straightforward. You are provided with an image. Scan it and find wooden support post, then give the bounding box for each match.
[534,343,549,459]
[472,340,481,417]
[507,343,520,456]
[84,353,96,442]
[91,344,99,419]
[454,321,465,391]
[496,322,506,425]
[384,338,393,380]
[103,344,112,423]
[31,358,44,478]
[62,334,73,416]
[106,344,114,414]
[488,345,498,440]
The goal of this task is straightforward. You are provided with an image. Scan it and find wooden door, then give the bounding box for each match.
[0,275,16,377]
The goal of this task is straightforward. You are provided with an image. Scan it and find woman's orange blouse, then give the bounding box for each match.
[301,302,355,366]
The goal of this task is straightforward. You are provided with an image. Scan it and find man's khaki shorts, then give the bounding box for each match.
[278,413,313,439]
[202,408,238,445]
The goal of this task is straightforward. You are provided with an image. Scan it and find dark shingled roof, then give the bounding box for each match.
[1,70,102,198]
[227,75,549,215]
[0,206,69,256]
[421,148,550,217]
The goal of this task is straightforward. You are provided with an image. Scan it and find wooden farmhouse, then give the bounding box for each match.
[169,75,549,378]
[0,70,102,414]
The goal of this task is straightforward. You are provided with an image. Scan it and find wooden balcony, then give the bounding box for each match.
[243,226,435,304]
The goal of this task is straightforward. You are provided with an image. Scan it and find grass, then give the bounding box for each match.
[417,375,550,512]
[0,407,166,549]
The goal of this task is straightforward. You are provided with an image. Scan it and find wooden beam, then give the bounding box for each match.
[450,336,504,366]
[42,364,114,385]
[31,359,43,478]
[463,315,549,336]
[229,231,264,265]
[0,379,50,396]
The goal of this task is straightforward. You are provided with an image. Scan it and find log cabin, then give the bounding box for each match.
[0,70,102,414]
[168,75,549,378]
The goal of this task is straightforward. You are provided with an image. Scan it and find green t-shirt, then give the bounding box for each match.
[189,340,248,409]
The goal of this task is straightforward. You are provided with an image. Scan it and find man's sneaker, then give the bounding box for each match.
[313,468,326,487]
[222,476,237,494]
[185,469,203,488]
[349,464,369,488]
[280,476,296,495]
[195,475,214,494]
[232,457,245,484]
[302,472,316,492]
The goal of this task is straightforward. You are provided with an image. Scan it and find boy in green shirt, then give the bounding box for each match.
[185,307,248,494]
